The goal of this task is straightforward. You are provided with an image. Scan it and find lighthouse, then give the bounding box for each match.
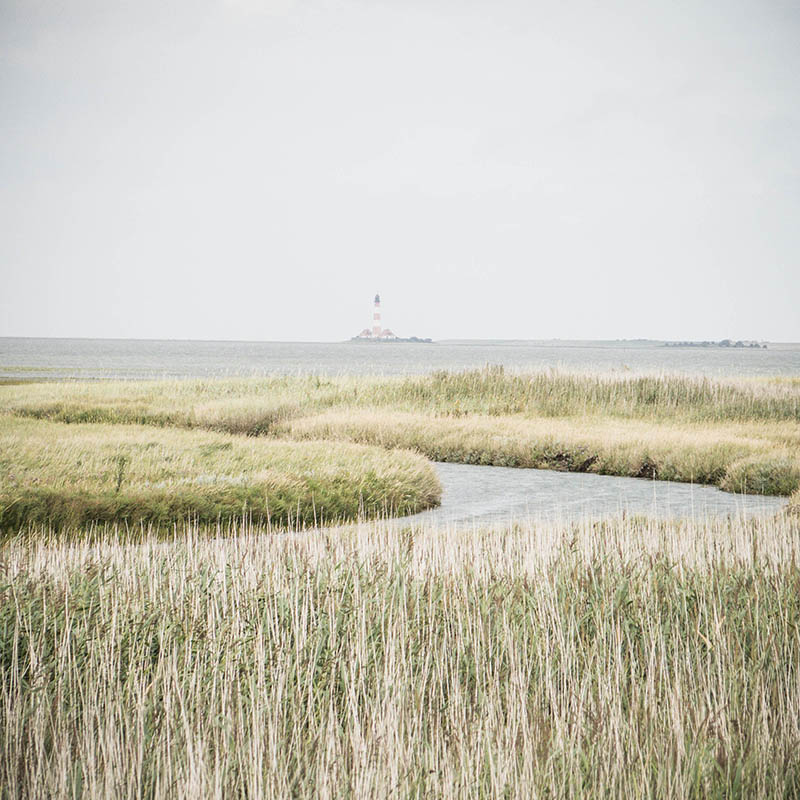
[352,292,422,341]
[372,293,382,338]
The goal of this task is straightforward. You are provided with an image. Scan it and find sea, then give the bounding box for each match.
[1,337,799,380]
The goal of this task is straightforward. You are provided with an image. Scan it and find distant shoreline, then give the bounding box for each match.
[349,337,433,344]
[664,339,767,349]
[3,336,800,346]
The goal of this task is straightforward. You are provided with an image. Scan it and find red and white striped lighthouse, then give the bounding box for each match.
[352,292,400,340]
[372,293,382,338]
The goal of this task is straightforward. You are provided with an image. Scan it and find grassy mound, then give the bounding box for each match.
[1,375,343,435]
[0,418,441,532]
[283,409,800,496]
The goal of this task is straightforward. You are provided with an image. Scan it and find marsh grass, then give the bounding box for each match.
[377,368,800,423]
[0,417,440,532]
[284,409,800,495]
[1,370,798,532]
[2,513,800,798]
[0,375,342,435]
[3,369,799,431]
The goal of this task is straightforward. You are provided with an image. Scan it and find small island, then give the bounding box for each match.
[664,339,767,349]
[351,293,433,343]
[351,335,434,343]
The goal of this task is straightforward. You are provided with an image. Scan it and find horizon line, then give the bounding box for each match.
[0,335,794,345]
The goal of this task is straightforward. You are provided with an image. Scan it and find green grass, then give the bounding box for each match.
[0,417,440,532]
[2,514,800,798]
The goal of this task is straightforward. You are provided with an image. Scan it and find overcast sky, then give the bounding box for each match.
[1,0,798,342]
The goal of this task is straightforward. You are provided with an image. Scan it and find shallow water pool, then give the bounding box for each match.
[400,462,787,527]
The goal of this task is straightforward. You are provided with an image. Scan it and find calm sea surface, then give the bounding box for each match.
[1,337,799,379]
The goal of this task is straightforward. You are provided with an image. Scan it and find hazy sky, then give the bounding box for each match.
[1,0,798,342]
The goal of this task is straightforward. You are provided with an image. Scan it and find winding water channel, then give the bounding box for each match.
[400,463,787,527]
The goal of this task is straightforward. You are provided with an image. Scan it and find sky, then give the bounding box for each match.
[1,0,798,342]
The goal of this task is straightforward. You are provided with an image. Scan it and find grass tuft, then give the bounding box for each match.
[720,456,800,496]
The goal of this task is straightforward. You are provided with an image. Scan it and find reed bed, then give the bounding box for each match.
[2,513,800,798]
[0,417,440,532]
[376,368,800,423]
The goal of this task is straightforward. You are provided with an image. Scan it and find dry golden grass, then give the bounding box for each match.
[2,513,800,798]
[283,409,800,495]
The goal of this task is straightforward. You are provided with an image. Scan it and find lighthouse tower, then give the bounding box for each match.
[372,293,382,337]
[352,293,399,340]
